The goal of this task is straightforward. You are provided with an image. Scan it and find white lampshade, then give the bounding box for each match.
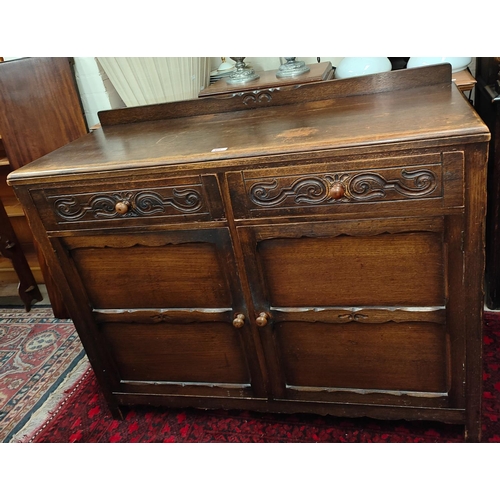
[406,57,472,73]
[334,57,392,79]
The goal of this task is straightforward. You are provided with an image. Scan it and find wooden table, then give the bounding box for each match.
[199,61,333,97]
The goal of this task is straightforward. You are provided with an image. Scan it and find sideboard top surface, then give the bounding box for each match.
[7,65,490,184]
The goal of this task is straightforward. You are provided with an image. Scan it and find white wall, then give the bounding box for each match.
[73,58,124,128]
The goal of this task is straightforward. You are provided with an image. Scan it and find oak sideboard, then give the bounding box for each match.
[8,64,490,441]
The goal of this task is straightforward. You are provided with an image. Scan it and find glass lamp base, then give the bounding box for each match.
[276,58,310,78]
[226,57,260,85]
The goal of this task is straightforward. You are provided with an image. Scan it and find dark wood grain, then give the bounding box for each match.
[7,65,489,441]
[256,230,444,307]
[102,321,251,384]
[0,198,43,310]
[71,237,232,309]
[276,321,448,393]
[0,57,88,318]
[0,58,87,170]
[99,64,453,127]
[9,75,487,185]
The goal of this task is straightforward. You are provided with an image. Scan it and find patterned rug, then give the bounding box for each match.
[11,311,500,443]
[0,307,89,442]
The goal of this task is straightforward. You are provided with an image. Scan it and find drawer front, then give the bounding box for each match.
[228,152,464,220]
[30,173,225,230]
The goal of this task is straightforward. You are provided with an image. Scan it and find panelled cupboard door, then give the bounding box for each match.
[238,215,466,409]
[54,227,266,400]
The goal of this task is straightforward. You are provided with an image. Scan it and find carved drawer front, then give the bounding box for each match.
[228,152,464,220]
[30,173,224,231]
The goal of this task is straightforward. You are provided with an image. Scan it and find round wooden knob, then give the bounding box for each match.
[329,182,345,200]
[232,313,245,328]
[255,312,269,327]
[115,201,130,214]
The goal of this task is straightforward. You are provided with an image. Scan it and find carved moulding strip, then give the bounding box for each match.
[223,87,278,107]
[270,306,446,324]
[248,168,438,208]
[52,187,205,222]
[93,307,233,324]
[241,90,274,106]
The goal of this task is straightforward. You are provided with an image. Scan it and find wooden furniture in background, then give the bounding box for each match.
[453,68,477,93]
[0,57,88,317]
[8,64,490,441]
[0,197,42,310]
[475,57,500,309]
[1,124,46,307]
[198,61,333,97]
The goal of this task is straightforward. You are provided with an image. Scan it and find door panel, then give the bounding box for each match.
[238,215,463,405]
[103,322,250,384]
[276,321,447,393]
[72,242,231,309]
[55,227,266,398]
[258,231,444,307]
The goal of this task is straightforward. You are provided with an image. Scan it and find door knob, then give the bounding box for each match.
[329,182,345,200]
[115,201,130,214]
[255,312,270,327]
[232,313,245,328]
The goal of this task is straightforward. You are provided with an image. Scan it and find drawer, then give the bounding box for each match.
[227,152,464,220]
[30,173,225,231]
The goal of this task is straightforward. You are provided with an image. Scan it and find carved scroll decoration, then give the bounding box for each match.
[337,313,369,322]
[248,168,437,208]
[242,91,274,106]
[54,188,203,222]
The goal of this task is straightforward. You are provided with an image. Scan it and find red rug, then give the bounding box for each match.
[18,312,500,443]
[0,307,88,442]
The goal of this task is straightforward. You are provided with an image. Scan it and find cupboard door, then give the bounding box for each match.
[54,227,267,400]
[238,216,465,408]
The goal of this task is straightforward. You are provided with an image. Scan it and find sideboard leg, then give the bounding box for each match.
[464,417,482,442]
[108,403,125,421]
